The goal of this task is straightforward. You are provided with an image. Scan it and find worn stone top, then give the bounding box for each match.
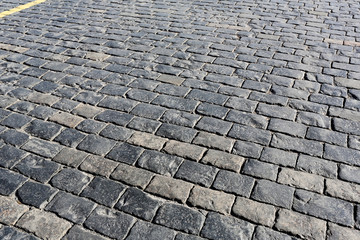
[0,0,360,239]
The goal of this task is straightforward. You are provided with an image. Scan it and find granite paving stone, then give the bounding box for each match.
[16,181,57,208]
[14,154,60,183]
[115,187,162,221]
[16,209,72,240]
[50,168,91,194]
[200,212,255,240]
[0,195,29,225]
[80,176,126,207]
[154,203,205,234]
[84,207,136,240]
[45,191,96,224]
[1,0,360,238]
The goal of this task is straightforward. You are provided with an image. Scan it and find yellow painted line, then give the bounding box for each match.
[0,0,47,18]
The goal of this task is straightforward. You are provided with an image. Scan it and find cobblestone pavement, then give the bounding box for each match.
[0,0,360,239]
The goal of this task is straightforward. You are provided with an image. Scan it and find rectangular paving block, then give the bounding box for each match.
[16,209,72,240]
[188,186,235,214]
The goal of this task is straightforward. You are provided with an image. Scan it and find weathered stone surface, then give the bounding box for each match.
[278,168,324,193]
[16,209,72,240]
[188,186,235,214]
[77,134,116,156]
[154,203,205,234]
[16,181,57,208]
[327,223,360,240]
[193,132,234,152]
[53,147,88,167]
[0,226,40,240]
[146,175,192,203]
[80,177,126,207]
[15,154,60,183]
[163,140,206,161]
[21,138,62,158]
[251,180,295,209]
[232,197,276,227]
[0,144,27,168]
[111,162,153,189]
[106,143,144,164]
[84,207,136,240]
[252,226,297,240]
[80,155,118,177]
[0,195,29,225]
[175,160,217,187]
[293,189,354,226]
[275,209,326,240]
[201,149,244,172]
[339,164,360,184]
[46,191,95,224]
[296,154,337,178]
[116,187,162,221]
[137,150,183,176]
[50,168,91,194]
[242,159,278,181]
[63,226,108,240]
[0,168,27,196]
[260,147,298,167]
[326,179,360,203]
[201,212,255,240]
[213,170,255,197]
[271,133,323,157]
[49,112,83,128]
[324,144,360,166]
[127,132,167,150]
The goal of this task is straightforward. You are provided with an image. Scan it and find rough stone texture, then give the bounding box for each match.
[293,189,354,226]
[0,226,40,240]
[127,132,167,150]
[1,0,360,238]
[84,207,136,240]
[0,168,27,196]
[63,226,108,240]
[49,112,83,128]
[163,140,206,161]
[126,221,176,240]
[16,181,57,208]
[80,155,118,177]
[106,143,144,164]
[16,209,72,240]
[252,226,298,240]
[80,176,126,207]
[0,195,29,225]
[213,170,255,197]
[251,180,295,209]
[326,179,360,203]
[277,168,324,193]
[327,223,360,240]
[50,168,91,194]
[111,162,153,189]
[47,191,95,221]
[232,197,276,227]
[146,175,192,203]
[188,186,235,214]
[116,187,162,221]
[154,203,205,234]
[201,149,244,172]
[137,150,183,177]
[275,209,326,240]
[201,212,255,240]
[175,160,217,187]
[52,147,88,167]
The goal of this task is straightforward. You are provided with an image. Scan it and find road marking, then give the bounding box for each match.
[0,0,46,18]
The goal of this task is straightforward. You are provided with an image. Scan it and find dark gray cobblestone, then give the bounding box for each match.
[1,0,360,239]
